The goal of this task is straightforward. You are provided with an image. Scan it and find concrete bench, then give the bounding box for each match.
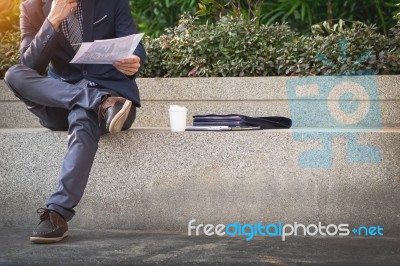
[0,76,399,237]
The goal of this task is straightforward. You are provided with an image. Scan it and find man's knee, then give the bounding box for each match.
[4,64,35,92]
[4,65,29,98]
[4,64,33,90]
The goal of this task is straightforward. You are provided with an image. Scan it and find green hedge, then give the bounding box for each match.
[141,15,400,77]
[129,0,400,37]
[1,15,400,79]
[0,0,20,79]
[0,30,20,79]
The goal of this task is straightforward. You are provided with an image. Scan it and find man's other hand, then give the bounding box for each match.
[113,55,141,77]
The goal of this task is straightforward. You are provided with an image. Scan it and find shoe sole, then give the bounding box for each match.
[109,100,132,134]
[30,231,69,244]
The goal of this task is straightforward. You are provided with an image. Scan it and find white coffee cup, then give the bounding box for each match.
[169,105,188,132]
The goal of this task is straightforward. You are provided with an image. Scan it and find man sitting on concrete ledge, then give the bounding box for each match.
[4,0,146,243]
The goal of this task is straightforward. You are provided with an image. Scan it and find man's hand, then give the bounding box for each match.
[48,0,79,30]
[113,55,141,77]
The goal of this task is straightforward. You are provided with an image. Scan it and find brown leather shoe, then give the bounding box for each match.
[30,208,68,244]
[99,96,132,133]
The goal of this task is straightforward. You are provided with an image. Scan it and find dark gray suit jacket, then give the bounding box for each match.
[19,0,146,107]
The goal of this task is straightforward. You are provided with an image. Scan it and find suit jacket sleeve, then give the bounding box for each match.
[19,2,61,75]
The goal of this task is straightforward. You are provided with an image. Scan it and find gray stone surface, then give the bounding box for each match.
[0,228,399,265]
[1,76,400,128]
[137,76,400,101]
[0,81,14,101]
[2,76,400,101]
[0,128,399,237]
[0,102,41,128]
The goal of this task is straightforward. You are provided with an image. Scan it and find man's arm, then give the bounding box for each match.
[19,0,77,74]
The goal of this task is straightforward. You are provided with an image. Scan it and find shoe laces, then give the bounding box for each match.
[36,208,51,221]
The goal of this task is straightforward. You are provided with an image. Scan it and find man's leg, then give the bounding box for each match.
[4,64,136,243]
[31,105,137,243]
[47,107,102,221]
[5,64,132,133]
[5,64,105,112]
[28,107,102,243]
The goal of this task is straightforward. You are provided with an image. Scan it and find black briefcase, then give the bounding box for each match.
[192,114,292,129]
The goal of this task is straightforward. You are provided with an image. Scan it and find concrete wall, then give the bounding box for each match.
[0,128,399,236]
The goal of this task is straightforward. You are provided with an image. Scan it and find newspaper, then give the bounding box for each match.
[70,33,144,64]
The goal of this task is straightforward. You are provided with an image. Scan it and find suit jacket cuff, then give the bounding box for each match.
[20,19,61,73]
